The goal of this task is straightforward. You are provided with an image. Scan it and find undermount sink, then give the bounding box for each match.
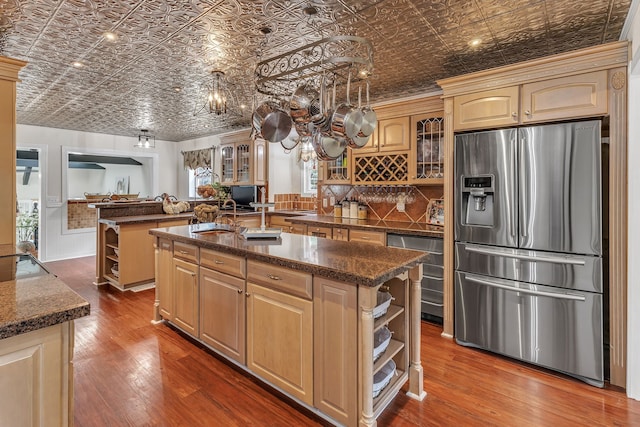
[189,223,234,234]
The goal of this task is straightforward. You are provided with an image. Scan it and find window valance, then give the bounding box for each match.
[182,148,212,170]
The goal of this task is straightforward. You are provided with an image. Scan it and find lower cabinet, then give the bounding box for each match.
[246,281,314,406]
[199,267,246,364]
[349,229,386,245]
[172,257,199,336]
[0,322,74,427]
[156,238,174,320]
[313,277,358,426]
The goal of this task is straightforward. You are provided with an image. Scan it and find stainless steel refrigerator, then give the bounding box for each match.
[454,120,604,387]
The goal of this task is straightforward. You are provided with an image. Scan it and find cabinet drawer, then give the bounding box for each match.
[247,260,313,300]
[200,248,246,279]
[307,225,332,239]
[173,241,199,263]
[349,229,385,245]
[291,224,307,235]
[332,227,349,241]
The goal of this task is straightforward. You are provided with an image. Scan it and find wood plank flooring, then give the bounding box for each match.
[46,256,640,426]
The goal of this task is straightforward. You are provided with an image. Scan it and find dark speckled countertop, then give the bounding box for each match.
[0,245,90,340]
[285,214,444,238]
[149,225,430,287]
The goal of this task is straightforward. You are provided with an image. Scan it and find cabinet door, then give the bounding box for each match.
[246,282,313,405]
[323,149,351,183]
[453,86,519,131]
[157,238,174,320]
[118,222,157,286]
[520,70,607,123]
[253,138,267,185]
[220,144,235,184]
[200,267,246,364]
[332,227,349,241]
[307,225,333,239]
[378,117,410,151]
[409,112,444,184]
[172,258,199,336]
[314,277,357,426]
[235,142,252,185]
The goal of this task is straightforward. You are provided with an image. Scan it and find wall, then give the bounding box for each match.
[17,125,176,262]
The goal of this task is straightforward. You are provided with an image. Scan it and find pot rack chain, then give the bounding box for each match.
[254,35,374,99]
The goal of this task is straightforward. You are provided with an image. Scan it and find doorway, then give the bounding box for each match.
[16,148,42,259]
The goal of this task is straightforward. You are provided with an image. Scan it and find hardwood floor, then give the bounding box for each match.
[46,256,640,426]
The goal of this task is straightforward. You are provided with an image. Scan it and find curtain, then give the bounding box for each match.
[182,148,212,170]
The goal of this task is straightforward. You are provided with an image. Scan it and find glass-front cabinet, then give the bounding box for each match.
[409,112,444,184]
[322,149,351,184]
[219,131,267,186]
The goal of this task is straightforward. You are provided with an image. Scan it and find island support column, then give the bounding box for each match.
[407,263,426,400]
[359,287,376,427]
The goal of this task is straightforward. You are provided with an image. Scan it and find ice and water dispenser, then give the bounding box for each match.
[460,175,495,226]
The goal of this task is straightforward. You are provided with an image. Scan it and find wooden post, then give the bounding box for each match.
[407,263,426,400]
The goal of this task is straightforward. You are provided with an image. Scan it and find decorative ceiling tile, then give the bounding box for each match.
[0,0,632,141]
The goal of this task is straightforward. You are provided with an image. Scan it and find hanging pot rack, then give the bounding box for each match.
[254,35,374,98]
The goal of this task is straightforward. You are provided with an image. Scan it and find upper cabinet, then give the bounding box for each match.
[219,131,268,186]
[358,116,411,154]
[320,149,351,184]
[409,112,444,185]
[453,71,608,131]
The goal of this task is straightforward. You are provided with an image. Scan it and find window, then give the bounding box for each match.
[301,158,318,196]
[188,167,211,199]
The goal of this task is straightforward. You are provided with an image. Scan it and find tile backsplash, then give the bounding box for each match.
[273,185,444,223]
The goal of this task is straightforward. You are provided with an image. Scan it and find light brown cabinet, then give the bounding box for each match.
[358,116,411,153]
[349,229,385,246]
[453,71,608,131]
[313,277,357,426]
[157,238,174,320]
[291,223,307,235]
[332,226,349,241]
[321,149,351,184]
[307,225,333,239]
[172,256,199,336]
[409,112,445,184]
[220,131,268,185]
[246,261,313,405]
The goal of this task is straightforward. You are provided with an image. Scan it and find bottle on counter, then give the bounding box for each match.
[350,198,359,219]
[341,199,350,218]
[334,203,342,218]
[358,204,368,220]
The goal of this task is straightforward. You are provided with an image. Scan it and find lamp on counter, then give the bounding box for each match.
[135,129,155,148]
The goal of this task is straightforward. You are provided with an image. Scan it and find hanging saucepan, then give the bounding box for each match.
[280,125,300,152]
[331,71,363,147]
[358,79,377,137]
[253,100,293,143]
[290,83,320,125]
[311,74,331,131]
[349,85,371,147]
[311,127,346,160]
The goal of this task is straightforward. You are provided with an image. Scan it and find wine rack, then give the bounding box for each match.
[353,153,408,184]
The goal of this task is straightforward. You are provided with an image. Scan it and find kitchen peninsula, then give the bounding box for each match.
[149,224,428,427]
[0,245,90,426]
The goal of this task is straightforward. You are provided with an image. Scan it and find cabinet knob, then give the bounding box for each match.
[246,293,250,297]
[524,110,531,116]
[511,112,517,118]
[267,274,281,281]
[237,288,243,294]
[214,260,224,264]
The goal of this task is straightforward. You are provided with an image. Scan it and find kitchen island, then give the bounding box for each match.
[0,245,90,426]
[149,224,428,427]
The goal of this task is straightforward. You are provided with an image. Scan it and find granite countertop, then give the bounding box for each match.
[0,248,90,340]
[286,214,444,238]
[99,212,194,226]
[149,225,430,287]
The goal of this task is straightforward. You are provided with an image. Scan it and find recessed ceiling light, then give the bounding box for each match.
[173,87,181,92]
[240,104,246,109]
[468,38,482,47]
[72,61,84,68]
[104,32,117,42]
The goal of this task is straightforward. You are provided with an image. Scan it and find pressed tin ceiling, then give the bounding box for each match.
[0,0,632,142]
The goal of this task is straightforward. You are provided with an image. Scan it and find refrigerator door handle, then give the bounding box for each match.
[466,275,587,301]
[464,244,586,266]
[519,129,530,240]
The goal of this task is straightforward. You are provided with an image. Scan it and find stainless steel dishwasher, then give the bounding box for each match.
[387,233,443,323]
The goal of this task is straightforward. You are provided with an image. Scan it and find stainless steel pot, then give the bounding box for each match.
[358,80,377,137]
[253,101,293,143]
[331,72,363,146]
[311,128,346,160]
[290,84,320,125]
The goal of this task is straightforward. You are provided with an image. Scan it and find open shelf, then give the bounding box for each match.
[373,339,404,375]
[374,304,404,333]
